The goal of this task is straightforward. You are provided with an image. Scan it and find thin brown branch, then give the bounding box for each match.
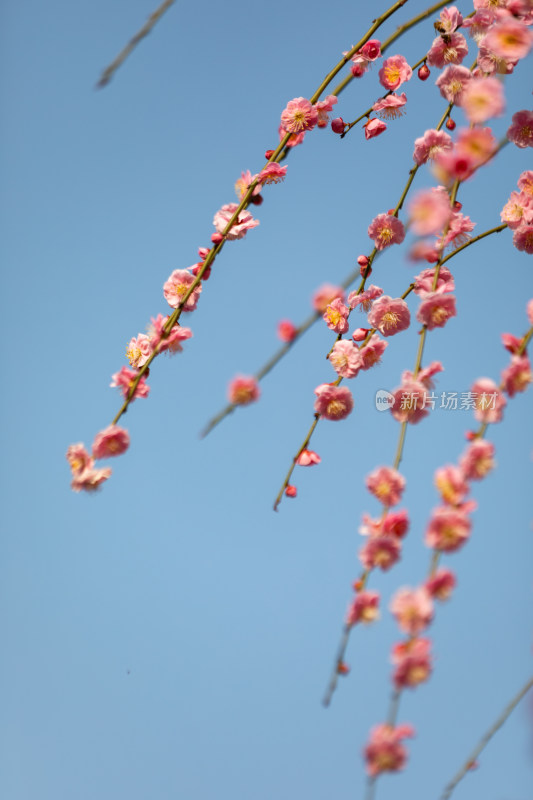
[96,0,177,89]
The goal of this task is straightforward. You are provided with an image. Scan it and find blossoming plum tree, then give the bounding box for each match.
[68,1,533,797]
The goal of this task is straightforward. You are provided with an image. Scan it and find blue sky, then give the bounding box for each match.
[1,1,532,798]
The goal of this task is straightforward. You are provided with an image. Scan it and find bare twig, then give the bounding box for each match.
[96,0,177,89]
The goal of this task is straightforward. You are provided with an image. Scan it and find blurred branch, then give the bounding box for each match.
[96,0,176,89]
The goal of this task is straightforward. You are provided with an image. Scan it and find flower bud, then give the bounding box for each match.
[331,117,345,134]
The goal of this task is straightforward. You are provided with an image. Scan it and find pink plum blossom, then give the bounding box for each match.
[439,212,475,249]
[368,213,405,250]
[346,590,380,625]
[149,314,193,355]
[71,465,112,493]
[434,465,470,506]
[296,449,321,466]
[234,170,261,200]
[366,466,406,506]
[163,269,202,311]
[378,55,412,90]
[390,377,431,424]
[416,292,457,330]
[359,509,409,539]
[483,18,533,60]
[409,189,452,236]
[392,638,432,690]
[315,94,337,128]
[501,191,533,229]
[361,39,382,60]
[426,568,457,601]
[413,129,453,166]
[364,723,415,776]
[92,425,130,459]
[518,170,533,195]
[364,118,387,139]
[280,97,318,133]
[477,42,518,75]
[438,6,463,33]
[501,332,523,354]
[427,32,468,67]
[471,378,507,423]
[372,93,407,120]
[314,383,354,421]
[425,506,472,552]
[368,296,410,337]
[348,285,383,312]
[110,366,150,400]
[312,284,345,313]
[359,334,388,370]
[278,124,305,148]
[414,266,455,296]
[66,443,93,476]
[359,534,401,571]
[323,297,350,334]
[507,110,533,147]
[329,340,362,378]
[126,333,152,368]
[461,77,505,123]
[256,163,287,186]
[390,587,434,635]
[228,376,260,405]
[459,439,495,480]
[213,203,260,240]
[435,65,472,104]
[277,320,298,342]
[501,355,532,396]
[456,127,497,168]
[513,224,533,253]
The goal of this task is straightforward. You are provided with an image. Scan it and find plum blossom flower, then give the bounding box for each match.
[427,32,468,67]
[163,269,202,311]
[392,637,432,689]
[416,292,457,330]
[425,506,472,552]
[366,466,406,506]
[213,203,260,240]
[471,378,506,423]
[368,296,410,337]
[360,39,382,61]
[280,97,318,133]
[501,355,532,396]
[359,334,388,370]
[92,425,130,459]
[323,298,350,334]
[426,568,457,601]
[359,510,409,539]
[434,465,469,505]
[459,439,495,480]
[518,170,533,195]
[513,224,533,253]
[110,366,150,400]
[413,129,453,166]
[70,465,112,493]
[372,93,407,120]
[438,5,463,33]
[507,110,533,148]
[359,534,401,571]
[348,285,383,311]
[149,314,193,355]
[234,170,261,200]
[483,18,533,61]
[312,284,345,313]
[329,340,362,378]
[368,213,405,250]
[346,590,380,625]
[228,376,260,405]
[364,723,415,776]
[277,320,298,342]
[126,333,152,368]
[66,444,93,476]
[461,77,505,123]
[435,65,472,105]
[390,377,431,424]
[409,189,452,236]
[477,42,518,75]
[379,55,412,90]
[256,163,287,186]
[390,587,434,635]
[414,266,455,296]
[364,118,387,139]
[501,191,533,229]
[314,383,354,421]
[296,449,321,466]
[439,212,475,249]
[278,124,305,148]
[314,94,337,128]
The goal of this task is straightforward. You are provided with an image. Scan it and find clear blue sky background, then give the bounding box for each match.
[1,1,532,799]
